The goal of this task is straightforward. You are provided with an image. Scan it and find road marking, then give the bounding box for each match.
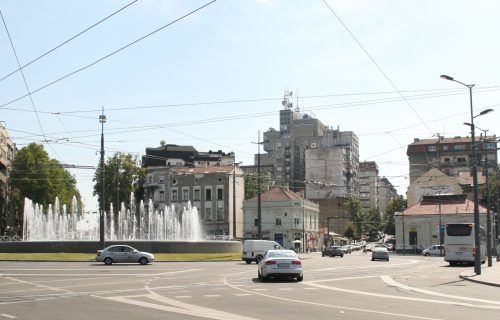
[312,259,419,272]
[204,295,221,298]
[222,278,445,320]
[174,296,191,299]
[0,314,17,319]
[102,291,260,320]
[234,293,252,296]
[278,288,293,291]
[303,278,500,310]
[381,275,500,306]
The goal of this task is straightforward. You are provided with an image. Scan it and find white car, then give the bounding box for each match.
[258,249,303,282]
[96,245,155,265]
[422,245,443,256]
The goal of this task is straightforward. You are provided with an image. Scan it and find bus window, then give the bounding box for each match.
[446,224,472,237]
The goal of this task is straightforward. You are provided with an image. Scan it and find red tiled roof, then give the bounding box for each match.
[173,165,234,174]
[247,186,304,202]
[398,198,486,216]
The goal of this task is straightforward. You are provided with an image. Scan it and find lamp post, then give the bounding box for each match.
[232,158,242,238]
[99,108,106,249]
[442,73,490,275]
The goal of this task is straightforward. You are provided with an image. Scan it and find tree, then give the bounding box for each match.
[10,143,81,213]
[383,196,407,235]
[344,195,364,238]
[244,173,273,200]
[92,152,145,212]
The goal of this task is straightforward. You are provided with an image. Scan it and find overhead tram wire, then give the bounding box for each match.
[321,0,434,136]
[0,0,139,84]
[0,0,218,110]
[0,10,63,162]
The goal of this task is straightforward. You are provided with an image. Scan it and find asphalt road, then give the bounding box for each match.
[1,251,499,320]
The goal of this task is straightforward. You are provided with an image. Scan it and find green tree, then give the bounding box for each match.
[244,173,273,200]
[383,196,407,235]
[92,152,145,212]
[10,143,81,213]
[344,195,364,238]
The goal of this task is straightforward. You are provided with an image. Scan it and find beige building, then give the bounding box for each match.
[395,194,486,253]
[243,186,320,252]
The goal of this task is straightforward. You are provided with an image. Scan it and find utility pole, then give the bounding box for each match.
[99,108,106,249]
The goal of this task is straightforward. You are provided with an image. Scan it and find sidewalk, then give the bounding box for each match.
[459,260,500,287]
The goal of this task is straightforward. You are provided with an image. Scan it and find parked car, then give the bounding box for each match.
[257,249,303,281]
[322,246,344,258]
[340,245,352,254]
[96,245,155,265]
[371,247,389,261]
[422,245,443,256]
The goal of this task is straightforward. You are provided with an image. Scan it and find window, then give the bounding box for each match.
[159,176,164,183]
[182,189,189,201]
[205,188,212,201]
[148,176,152,183]
[457,157,466,164]
[276,217,282,226]
[217,188,223,200]
[454,144,465,150]
[294,217,299,225]
[159,191,164,201]
[172,190,178,202]
[442,145,449,151]
[254,217,259,226]
[205,208,212,221]
[428,145,436,152]
[194,189,200,201]
[217,207,223,221]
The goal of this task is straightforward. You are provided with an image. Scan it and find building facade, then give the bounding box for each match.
[407,136,498,184]
[242,186,320,252]
[0,123,16,236]
[359,161,379,210]
[394,194,486,254]
[143,144,244,237]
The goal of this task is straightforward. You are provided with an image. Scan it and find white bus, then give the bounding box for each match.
[444,223,486,266]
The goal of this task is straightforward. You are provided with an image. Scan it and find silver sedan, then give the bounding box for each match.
[258,249,303,281]
[96,245,155,265]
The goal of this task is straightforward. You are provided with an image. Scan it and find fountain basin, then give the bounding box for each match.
[0,240,242,254]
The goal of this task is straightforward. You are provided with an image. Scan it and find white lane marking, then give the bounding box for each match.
[303,287,318,290]
[381,275,500,306]
[304,279,500,310]
[312,259,419,272]
[174,296,191,299]
[279,288,293,291]
[310,275,379,283]
[102,291,260,320]
[222,278,445,320]
[204,295,221,298]
[234,293,252,296]
[0,314,17,319]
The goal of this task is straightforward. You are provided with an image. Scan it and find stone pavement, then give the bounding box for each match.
[459,259,500,287]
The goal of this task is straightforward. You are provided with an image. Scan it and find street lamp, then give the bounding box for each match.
[441,74,488,275]
[99,108,106,249]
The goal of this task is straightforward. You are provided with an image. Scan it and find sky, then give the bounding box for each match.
[1,0,499,211]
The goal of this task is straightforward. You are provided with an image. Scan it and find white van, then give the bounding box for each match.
[242,240,283,264]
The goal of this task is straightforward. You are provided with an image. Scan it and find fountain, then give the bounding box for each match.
[22,195,202,241]
[0,194,241,254]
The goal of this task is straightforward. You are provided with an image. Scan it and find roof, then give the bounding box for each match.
[247,186,305,202]
[397,195,486,216]
[409,137,472,146]
[173,165,234,174]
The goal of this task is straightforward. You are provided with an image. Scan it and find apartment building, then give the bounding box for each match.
[143,144,244,237]
[0,123,16,235]
[407,135,498,184]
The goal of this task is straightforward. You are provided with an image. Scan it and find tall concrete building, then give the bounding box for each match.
[359,161,379,210]
[0,122,16,235]
[253,91,360,236]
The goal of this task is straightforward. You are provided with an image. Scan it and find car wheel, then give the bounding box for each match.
[104,257,113,265]
[371,258,374,261]
[341,255,344,258]
[424,252,430,256]
[255,255,263,262]
[297,275,303,282]
[139,257,149,265]
[262,275,269,282]
[245,259,252,264]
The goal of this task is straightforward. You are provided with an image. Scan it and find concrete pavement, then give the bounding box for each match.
[459,259,500,287]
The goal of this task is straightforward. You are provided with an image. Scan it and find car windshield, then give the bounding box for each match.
[267,251,297,258]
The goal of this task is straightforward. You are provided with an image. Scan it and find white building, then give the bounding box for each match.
[242,186,320,252]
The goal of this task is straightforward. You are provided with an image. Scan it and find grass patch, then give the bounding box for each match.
[0,252,241,261]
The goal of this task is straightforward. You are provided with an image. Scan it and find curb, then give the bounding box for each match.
[459,272,500,288]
